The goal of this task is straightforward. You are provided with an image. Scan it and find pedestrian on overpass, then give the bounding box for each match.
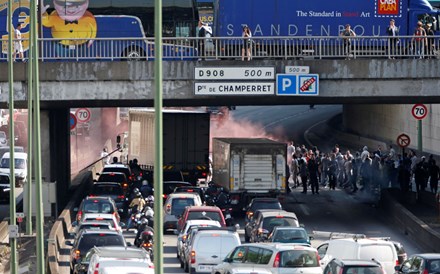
[241,25,252,61]
[340,24,356,59]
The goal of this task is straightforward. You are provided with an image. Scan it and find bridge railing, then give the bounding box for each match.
[1,35,439,61]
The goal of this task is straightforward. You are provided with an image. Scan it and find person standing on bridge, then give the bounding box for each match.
[242,25,252,61]
[340,24,356,60]
[412,21,427,59]
[198,20,210,61]
[386,19,399,59]
[13,23,25,62]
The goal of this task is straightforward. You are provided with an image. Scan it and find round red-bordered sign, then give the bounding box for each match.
[75,108,91,123]
[70,113,77,130]
[397,133,411,148]
[412,104,428,120]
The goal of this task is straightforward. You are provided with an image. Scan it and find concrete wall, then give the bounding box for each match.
[3,60,440,108]
[343,104,440,155]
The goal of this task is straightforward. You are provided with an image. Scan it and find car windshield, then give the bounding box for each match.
[102,167,130,178]
[187,211,223,223]
[344,266,383,274]
[0,176,9,184]
[251,201,282,211]
[98,174,126,182]
[83,201,114,214]
[273,229,307,243]
[262,217,298,232]
[428,260,440,272]
[77,234,124,253]
[171,198,195,215]
[280,250,319,267]
[1,158,26,169]
[91,185,123,196]
[78,223,111,231]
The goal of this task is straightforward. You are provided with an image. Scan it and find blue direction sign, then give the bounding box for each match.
[276,74,319,96]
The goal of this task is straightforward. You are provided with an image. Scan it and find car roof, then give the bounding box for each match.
[99,172,126,176]
[259,210,298,218]
[251,198,280,203]
[164,181,192,185]
[79,228,121,236]
[84,196,113,201]
[273,226,306,231]
[167,192,200,198]
[331,258,383,266]
[91,246,149,258]
[2,152,27,159]
[81,213,117,219]
[239,242,317,252]
[103,164,129,169]
[185,205,222,212]
[329,238,396,245]
[411,253,440,259]
[185,219,221,226]
[93,182,121,186]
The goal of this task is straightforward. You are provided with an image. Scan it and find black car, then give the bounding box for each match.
[174,186,205,204]
[0,173,10,203]
[395,253,440,274]
[324,258,384,274]
[67,229,127,273]
[89,182,127,215]
[245,198,283,224]
[97,172,129,191]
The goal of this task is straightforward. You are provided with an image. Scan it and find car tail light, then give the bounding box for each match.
[273,252,280,267]
[315,251,320,263]
[247,212,254,218]
[182,235,187,241]
[93,263,99,274]
[166,204,171,214]
[397,260,401,266]
[117,195,124,199]
[202,172,207,177]
[143,242,153,248]
[190,250,196,264]
[122,183,128,188]
[148,263,154,269]
[422,269,428,274]
[163,194,167,199]
[89,195,95,197]
[74,249,80,260]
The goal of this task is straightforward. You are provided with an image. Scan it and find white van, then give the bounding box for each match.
[185,228,241,273]
[0,152,27,187]
[317,238,398,274]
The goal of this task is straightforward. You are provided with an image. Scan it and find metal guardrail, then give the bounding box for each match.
[1,35,440,61]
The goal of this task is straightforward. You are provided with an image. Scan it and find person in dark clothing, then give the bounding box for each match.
[285,164,291,193]
[351,158,359,192]
[429,160,439,194]
[414,161,425,193]
[299,158,308,193]
[328,154,337,190]
[307,155,319,194]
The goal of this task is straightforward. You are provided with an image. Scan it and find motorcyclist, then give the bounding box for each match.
[205,181,219,205]
[127,191,146,230]
[215,187,230,209]
[140,180,154,197]
[135,218,154,247]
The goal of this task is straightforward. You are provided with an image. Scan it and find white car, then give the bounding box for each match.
[77,213,124,233]
[176,219,221,264]
[163,192,202,233]
[212,243,322,274]
[85,246,154,274]
[0,152,27,187]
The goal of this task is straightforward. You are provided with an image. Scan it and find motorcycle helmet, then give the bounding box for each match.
[140,218,149,226]
[136,192,142,198]
[133,187,140,194]
[144,207,154,218]
[142,180,149,186]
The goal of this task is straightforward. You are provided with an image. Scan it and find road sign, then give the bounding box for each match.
[397,133,411,148]
[70,113,77,130]
[75,108,91,123]
[276,74,319,96]
[195,67,275,80]
[195,82,274,95]
[16,212,24,218]
[412,104,428,120]
[285,66,310,74]
[9,225,18,238]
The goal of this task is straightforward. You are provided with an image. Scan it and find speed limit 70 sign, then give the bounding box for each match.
[75,108,91,123]
[412,104,428,120]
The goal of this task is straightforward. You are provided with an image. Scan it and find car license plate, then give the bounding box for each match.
[198,265,213,272]
[231,200,238,204]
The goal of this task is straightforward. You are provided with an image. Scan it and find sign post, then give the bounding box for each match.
[412,104,428,154]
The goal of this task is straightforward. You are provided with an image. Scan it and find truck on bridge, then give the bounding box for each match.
[127,109,210,185]
[213,0,440,56]
[212,138,287,213]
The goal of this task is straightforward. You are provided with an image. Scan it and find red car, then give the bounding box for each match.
[177,205,226,232]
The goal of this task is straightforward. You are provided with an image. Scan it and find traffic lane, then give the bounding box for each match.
[231,105,342,148]
[282,187,423,256]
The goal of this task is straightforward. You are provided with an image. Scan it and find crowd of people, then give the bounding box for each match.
[286,141,440,196]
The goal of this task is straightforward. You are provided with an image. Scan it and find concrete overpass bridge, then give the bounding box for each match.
[0,58,438,210]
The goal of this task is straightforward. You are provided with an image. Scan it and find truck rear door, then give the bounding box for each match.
[242,154,275,191]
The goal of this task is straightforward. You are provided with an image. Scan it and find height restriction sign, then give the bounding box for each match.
[412,104,428,120]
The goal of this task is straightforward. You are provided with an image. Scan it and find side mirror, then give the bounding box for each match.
[224,257,232,263]
[65,240,73,246]
[72,221,78,227]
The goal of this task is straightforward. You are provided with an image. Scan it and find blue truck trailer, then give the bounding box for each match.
[213,0,440,57]
[214,0,440,37]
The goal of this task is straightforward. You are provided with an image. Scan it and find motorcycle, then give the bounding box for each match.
[221,207,235,227]
[140,235,154,260]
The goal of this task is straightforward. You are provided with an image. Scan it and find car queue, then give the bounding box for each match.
[66,161,440,274]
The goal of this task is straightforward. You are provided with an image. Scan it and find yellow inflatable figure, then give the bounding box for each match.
[42,0,96,47]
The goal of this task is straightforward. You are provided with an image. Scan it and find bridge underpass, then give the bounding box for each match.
[1,58,440,211]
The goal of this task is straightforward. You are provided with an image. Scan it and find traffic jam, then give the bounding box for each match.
[67,161,440,274]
